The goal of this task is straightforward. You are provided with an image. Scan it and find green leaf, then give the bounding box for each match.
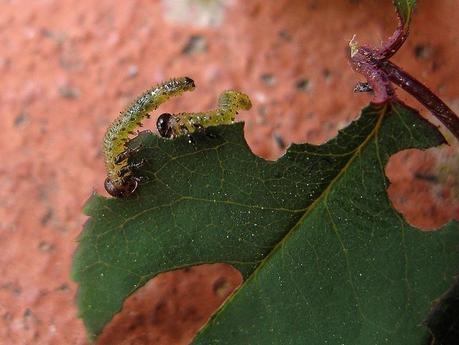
[72,101,459,343]
[393,0,416,26]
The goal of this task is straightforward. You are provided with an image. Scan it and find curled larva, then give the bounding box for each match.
[156,90,252,139]
[103,77,195,198]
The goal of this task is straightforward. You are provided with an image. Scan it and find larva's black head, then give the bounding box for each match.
[104,177,138,198]
[157,113,174,138]
[183,77,195,89]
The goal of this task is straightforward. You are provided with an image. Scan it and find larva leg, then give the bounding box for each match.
[114,129,152,163]
[187,134,195,145]
[115,145,144,164]
[136,129,152,136]
[118,166,132,178]
[133,175,148,183]
[127,159,146,170]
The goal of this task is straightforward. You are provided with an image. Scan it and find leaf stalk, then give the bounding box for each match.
[348,2,459,140]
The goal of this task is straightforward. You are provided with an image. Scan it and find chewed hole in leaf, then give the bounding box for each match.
[386,147,459,230]
[95,264,241,344]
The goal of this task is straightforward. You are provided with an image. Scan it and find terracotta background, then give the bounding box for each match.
[0,0,458,344]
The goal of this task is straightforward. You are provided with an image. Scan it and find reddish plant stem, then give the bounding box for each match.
[382,61,459,140]
[373,13,409,61]
[348,3,459,141]
[349,48,395,104]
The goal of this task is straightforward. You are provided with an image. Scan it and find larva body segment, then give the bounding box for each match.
[103,77,195,197]
[156,90,252,139]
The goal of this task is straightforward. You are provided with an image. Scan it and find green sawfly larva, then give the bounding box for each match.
[156,90,252,139]
[103,77,195,198]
